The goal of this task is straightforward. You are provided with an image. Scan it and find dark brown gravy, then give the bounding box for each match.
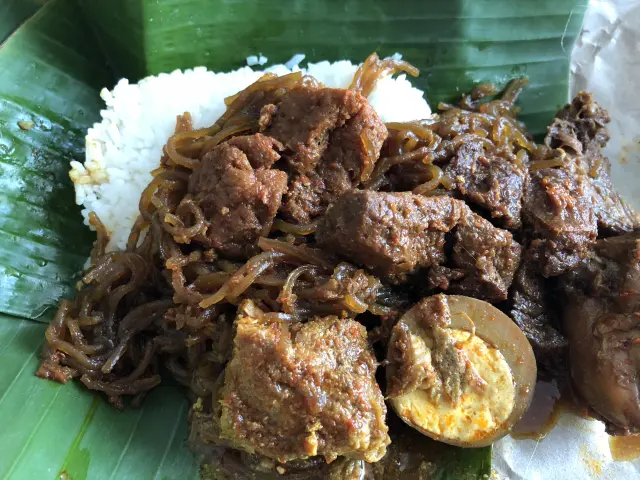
[510,379,592,441]
[510,379,562,440]
[510,379,640,464]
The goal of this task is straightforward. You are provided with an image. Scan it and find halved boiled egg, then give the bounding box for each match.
[386,294,536,447]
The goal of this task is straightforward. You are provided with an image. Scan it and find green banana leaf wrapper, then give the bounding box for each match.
[0,0,586,478]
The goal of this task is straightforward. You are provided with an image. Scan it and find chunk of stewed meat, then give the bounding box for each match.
[219,303,390,462]
[381,111,528,230]
[522,92,636,279]
[444,205,522,301]
[547,91,637,234]
[560,233,640,435]
[316,191,521,302]
[282,165,354,225]
[316,192,462,284]
[260,87,387,224]
[509,251,568,375]
[188,134,287,258]
[523,168,597,277]
[261,86,386,178]
[444,142,527,229]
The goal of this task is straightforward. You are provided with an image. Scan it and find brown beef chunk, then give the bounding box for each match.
[281,164,353,224]
[423,205,522,301]
[261,87,387,223]
[444,142,527,229]
[523,92,637,277]
[282,172,326,224]
[523,168,597,277]
[317,192,461,284]
[223,134,284,169]
[316,191,521,302]
[381,109,529,230]
[547,92,637,234]
[560,233,640,435]
[219,303,390,463]
[262,87,387,178]
[188,134,287,258]
[262,87,361,174]
[509,251,567,374]
[446,205,522,300]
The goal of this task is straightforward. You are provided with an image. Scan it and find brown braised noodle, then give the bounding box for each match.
[38,52,640,474]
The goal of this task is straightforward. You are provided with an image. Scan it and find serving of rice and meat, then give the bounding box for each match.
[40,52,640,477]
[71,54,431,251]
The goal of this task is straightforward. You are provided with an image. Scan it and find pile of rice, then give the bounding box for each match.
[70,54,433,251]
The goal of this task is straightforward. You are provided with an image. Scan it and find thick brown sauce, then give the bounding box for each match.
[511,380,640,464]
[510,379,562,440]
[609,436,640,462]
[510,379,592,441]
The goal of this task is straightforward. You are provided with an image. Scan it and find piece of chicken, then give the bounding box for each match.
[560,233,640,434]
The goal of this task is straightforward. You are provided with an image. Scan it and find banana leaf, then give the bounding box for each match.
[0,315,199,480]
[0,0,589,478]
[0,0,110,319]
[0,0,46,42]
[80,0,586,136]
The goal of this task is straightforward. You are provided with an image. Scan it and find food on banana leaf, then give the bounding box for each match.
[37,52,639,475]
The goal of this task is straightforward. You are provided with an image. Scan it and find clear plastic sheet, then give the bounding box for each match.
[572,0,640,208]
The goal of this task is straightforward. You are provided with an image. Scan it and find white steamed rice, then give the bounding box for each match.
[70,54,433,251]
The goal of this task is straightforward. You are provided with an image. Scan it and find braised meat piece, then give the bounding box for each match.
[443,142,527,229]
[262,87,373,175]
[426,205,522,301]
[445,205,522,301]
[316,191,521,302]
[547,91,637,234]
[560,233,640,435]
[522,92,637,277]
[188,134,287,258]
[284,172,326,223]
[260,86,387,223]
[509,251,567,374]
[523,168,597,277]
[283,164,354,225]
[219,302,390,462]
[316,192,461,284]
[381,106,529,230]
